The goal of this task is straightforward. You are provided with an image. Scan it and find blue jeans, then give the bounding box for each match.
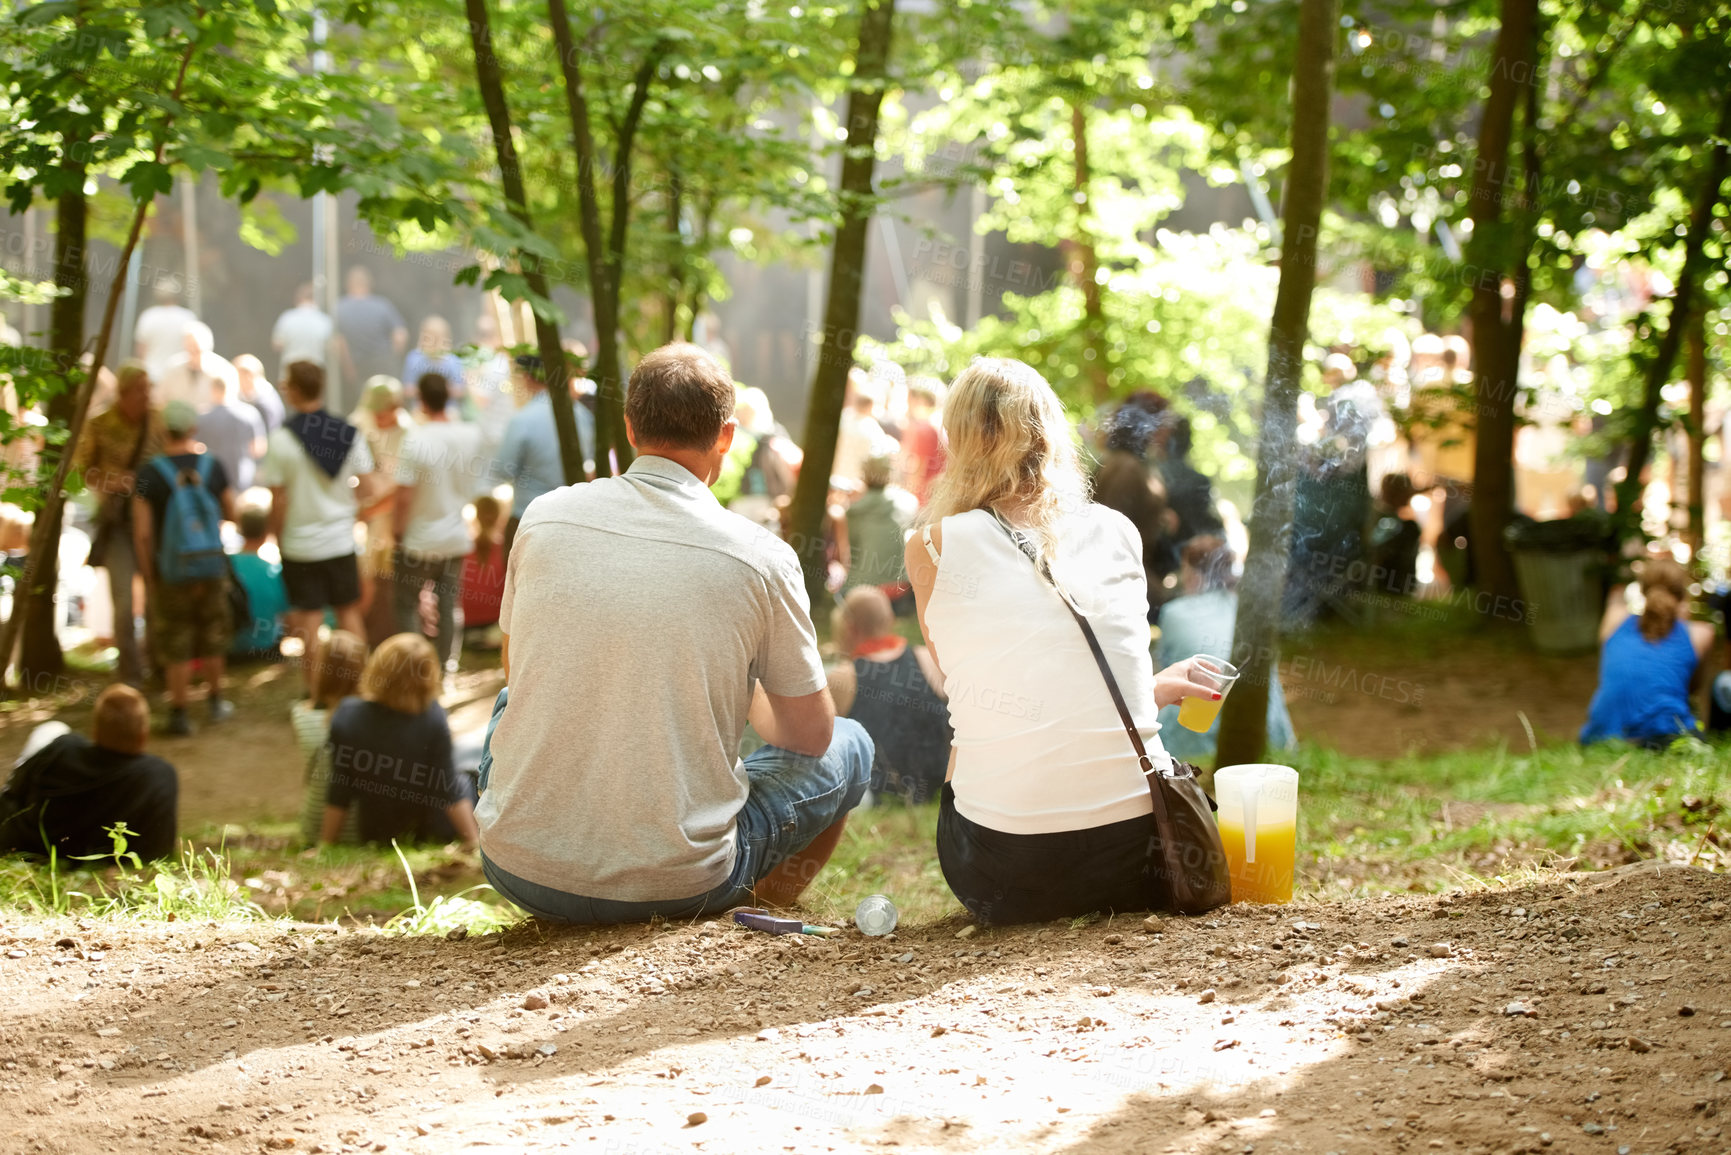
[475,687,873,924]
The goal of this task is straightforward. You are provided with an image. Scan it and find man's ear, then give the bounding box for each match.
[624,413,640,450]
[715,418,738,456]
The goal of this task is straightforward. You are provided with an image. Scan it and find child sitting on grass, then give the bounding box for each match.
[321,633,478,848]
[294,629,367,845]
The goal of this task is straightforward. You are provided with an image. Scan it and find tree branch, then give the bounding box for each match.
[608,44,667,282]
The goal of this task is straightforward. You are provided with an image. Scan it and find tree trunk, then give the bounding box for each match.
[1686,306,1707,560]
[1064,102,1110,405]
[664,166,684,347]
[0,40,199,694]
[463,0,584,486]
[1614,87,1731,530]
[546,1,660,477]
[1463,0,1540,607]
[784,0,897,610]
[16,184,87,690]
[1213,0,1336,768]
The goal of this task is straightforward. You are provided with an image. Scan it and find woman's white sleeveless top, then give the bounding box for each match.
[924,505,1171,835]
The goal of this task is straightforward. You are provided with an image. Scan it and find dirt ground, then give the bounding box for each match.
[1277,625,1603,761]
[0,861,1725,1155]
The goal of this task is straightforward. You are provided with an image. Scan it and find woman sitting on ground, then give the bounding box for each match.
[321,632,479,848]
[294,629,368,845]
[1581,557,1714,748]
[904,358,1218,926]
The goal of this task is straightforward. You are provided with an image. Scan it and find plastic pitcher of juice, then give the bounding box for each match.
[1213,763,1300,904]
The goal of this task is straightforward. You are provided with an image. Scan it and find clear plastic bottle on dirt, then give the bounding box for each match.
[855,894,899,936]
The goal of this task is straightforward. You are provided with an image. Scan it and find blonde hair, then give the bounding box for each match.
[360,633,442,716]
[311,630,368,709]
[1638,557,1690,642]
[115,361,150,398]
[919,357,1087,565]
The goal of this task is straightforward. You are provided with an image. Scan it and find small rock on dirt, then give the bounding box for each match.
[445,927,468,941]
[1198,989,1217,1004]
[1428,942,1454,957]
[1142,915,1163,933]
[522,993,549,1010]
[865,1084,884,1094]
[755,1075,772,1087]
[1625,1037,1652,1053]
[686,1112,707,1127]
[1679,1004,1696,1017]
[1504,1001,1536,1017]
[955,926,977,940]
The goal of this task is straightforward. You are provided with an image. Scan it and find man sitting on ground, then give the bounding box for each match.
[475,343,873,923]
[826,587,951,805]
[0,685,179,861]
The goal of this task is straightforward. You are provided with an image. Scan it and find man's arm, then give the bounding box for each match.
[352,470,384,511]
[219,487,237,524]
[267,487,287,546]
[319,804,348,845]
[748,684,836,758]
[825,663,857,717]
[392,484,415,540]
[445,798,479,849]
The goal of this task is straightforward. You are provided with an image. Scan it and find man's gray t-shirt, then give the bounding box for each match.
[476,455,826,901]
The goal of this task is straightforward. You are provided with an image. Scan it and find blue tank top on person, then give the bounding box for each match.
[1581,616,1698,745]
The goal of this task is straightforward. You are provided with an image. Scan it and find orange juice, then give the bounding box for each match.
[1217,821,1296,904]
[1177,694,1224,732]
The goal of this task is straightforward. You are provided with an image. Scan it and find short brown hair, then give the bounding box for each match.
[92,684,149,755]
[360,633,442,716]
[312,630,368,709]
[284,360,325,404]
[624,343,735,451]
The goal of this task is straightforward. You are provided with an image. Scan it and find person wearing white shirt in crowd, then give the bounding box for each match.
[232,353,285,433]
[832,368,897,487]
[465,314,518,473]
[259,361,381,694]
[270,282,335,380]
[155,323,236,411]
[393,372,483,672]
[194,369,268,496]
[133,282,199,382]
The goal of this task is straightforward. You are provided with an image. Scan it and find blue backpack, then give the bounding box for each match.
[151,454,226,584]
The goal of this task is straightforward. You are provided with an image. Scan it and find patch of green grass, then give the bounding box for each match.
[1288,738,1728,896]
[0,826,267,922]
[1,732,1722,932]
[799,802,958,927]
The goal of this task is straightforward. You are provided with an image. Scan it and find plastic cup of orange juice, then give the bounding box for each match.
[1176,656,1240,732]
[1214,763,1300,903]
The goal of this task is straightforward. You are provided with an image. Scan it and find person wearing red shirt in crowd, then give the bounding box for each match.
[899,377,947,505]
[462,493,507,648]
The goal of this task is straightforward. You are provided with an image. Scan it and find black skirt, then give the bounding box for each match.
[936,783,1158,926]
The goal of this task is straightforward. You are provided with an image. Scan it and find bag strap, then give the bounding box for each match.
[990,514,1176,821]
[124,413,152,470]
